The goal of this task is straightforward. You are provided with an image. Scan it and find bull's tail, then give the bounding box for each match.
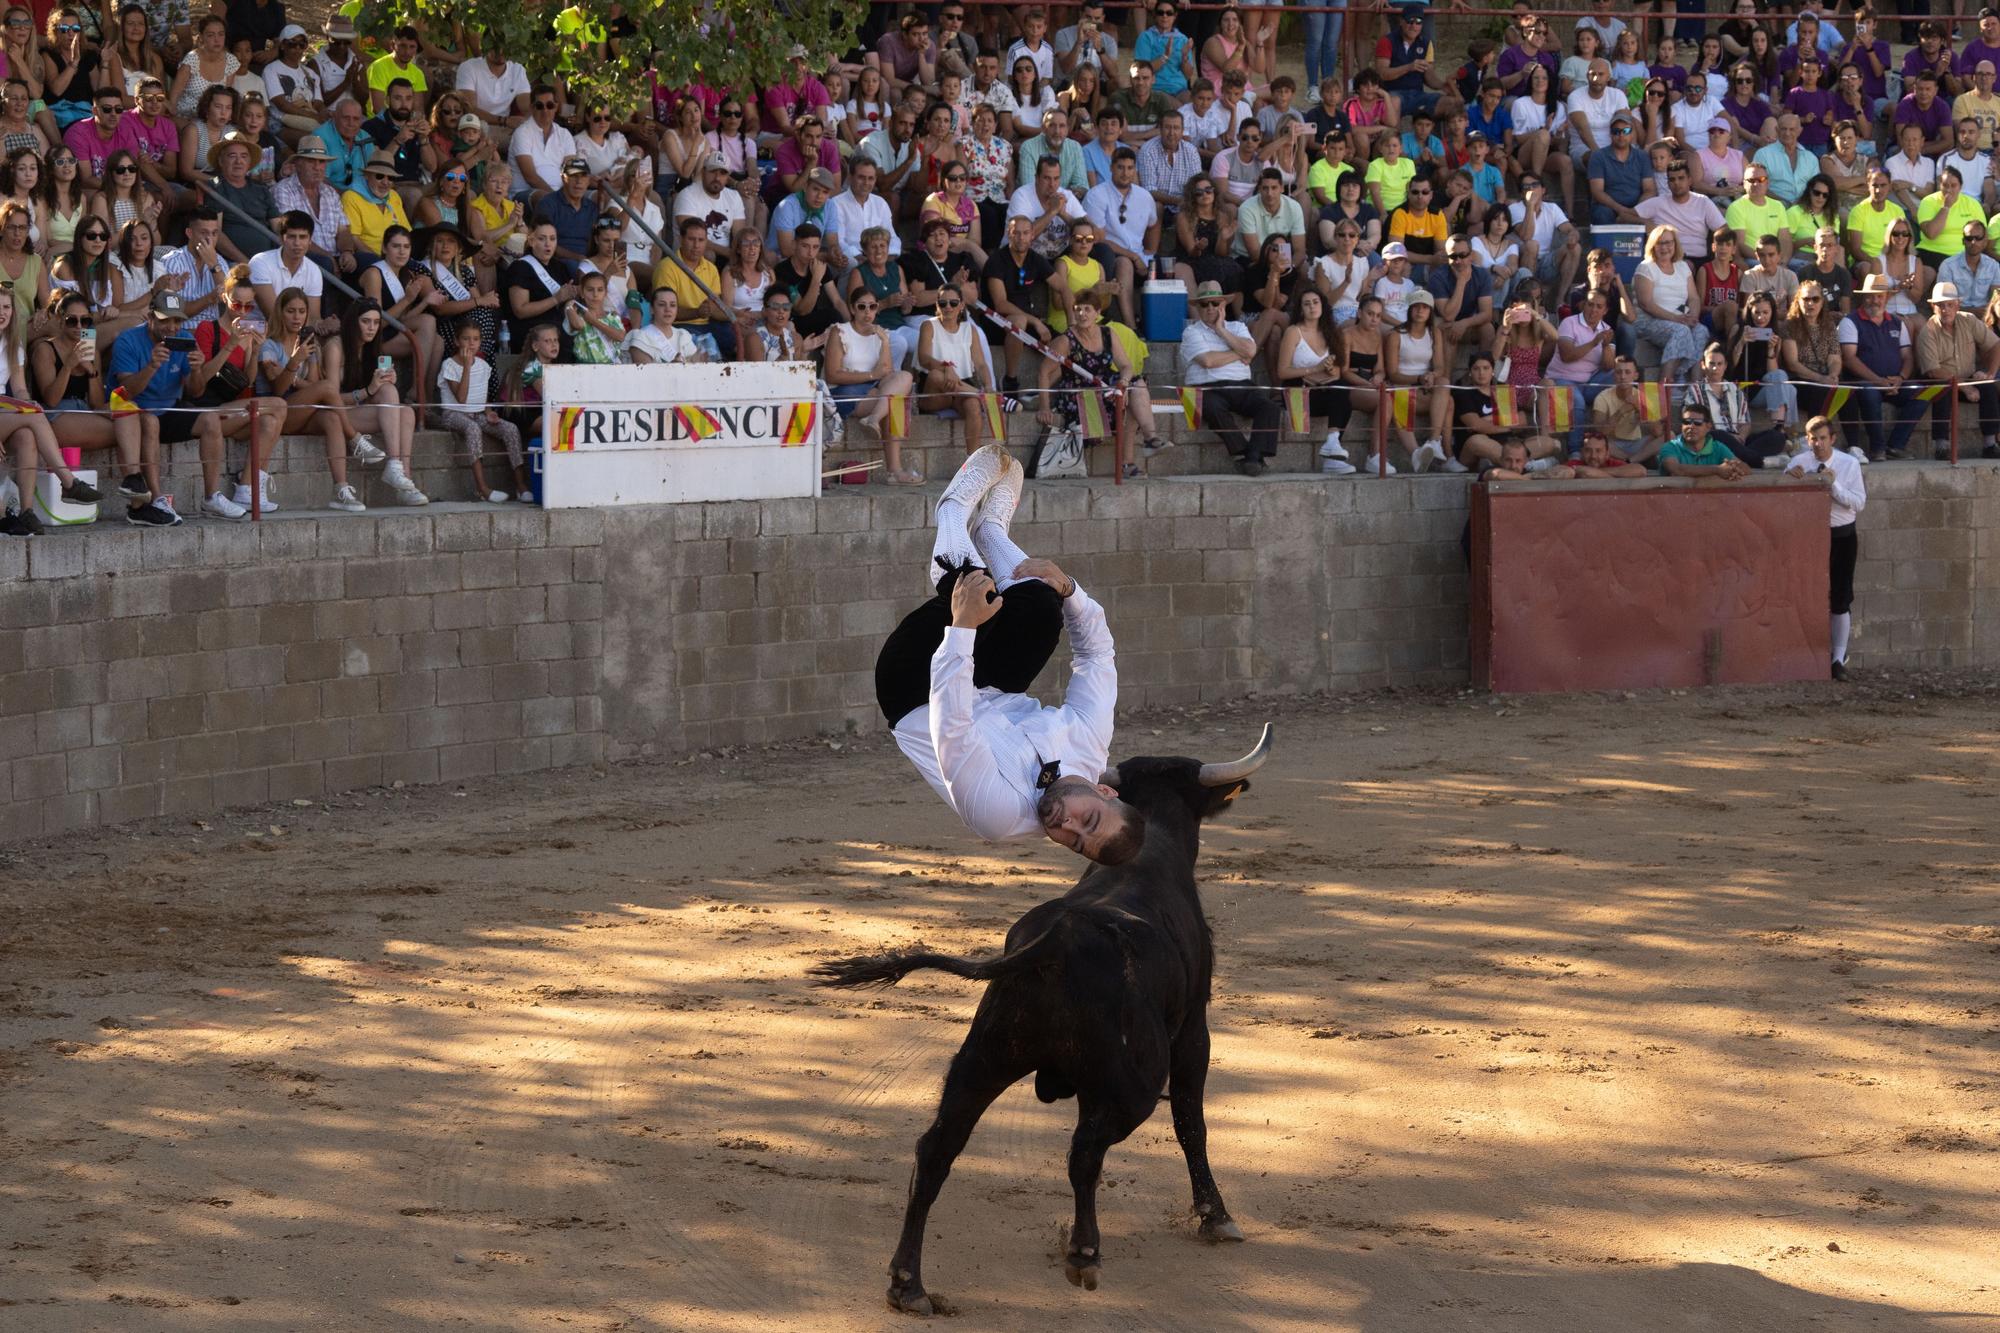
[810,923,1066,990]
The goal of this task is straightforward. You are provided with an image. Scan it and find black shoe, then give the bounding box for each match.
[0,508,30,536]
[60,477,101,503]
[125,501,179,527]
[1831,660,1848,681]
[1984,444,2000,460]
[15,508,43,535]
[1237,456,1266,477]
[118,472,151,500]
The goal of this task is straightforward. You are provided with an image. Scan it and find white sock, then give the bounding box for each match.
[1830,612,1851,664]
[931,498,978,587]
[973,520,1032,591]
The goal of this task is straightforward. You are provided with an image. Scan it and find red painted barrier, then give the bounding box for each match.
[1470,479,1831,693]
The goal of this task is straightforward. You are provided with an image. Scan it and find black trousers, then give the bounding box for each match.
[1201,383,1280,462]
[874,570,1066,727]
[1830,522,1858,616]
[1928,380,2000,447]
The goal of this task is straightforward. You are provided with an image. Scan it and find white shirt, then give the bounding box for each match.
[1670,96,1725,144]
[1003,38,1057,82]
[624,322,698,363]
[455,57,531,119]
[509,120,577,191]
[672,182,744,249]
[1005,182,1087,224]
[1082,180,1157,262]
[891,586,1115,843]
[1507,198,1569,253]
[437,355,493,412]
[262,58,321,111]
[1181,318,1254,385]
[1634,191,1727,257]
[308,48,356,101]
[248,248,323,301]
[827,189,898,262]
[1785,447,1867,526]
[1565,86,1622,150]
[1181,101,1229,151]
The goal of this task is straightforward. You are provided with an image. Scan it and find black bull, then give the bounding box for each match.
[811,726,1274,1315]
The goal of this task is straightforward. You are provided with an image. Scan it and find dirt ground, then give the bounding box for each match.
[2,683,1999,1332]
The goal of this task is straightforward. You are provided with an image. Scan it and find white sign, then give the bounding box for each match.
[537,361,822,507]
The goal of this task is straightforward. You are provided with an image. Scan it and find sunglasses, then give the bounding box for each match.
[80,230,107,240]
[63,315,94,328]
[721,107,742,117]
[1611,125,1632,134]
[533,100,557,110]
[946,172,966,182]
[55,22,78,32]
[590,113,611,122]
[111,163,136,174]
[939,297,962,307]
[444,171,466,181]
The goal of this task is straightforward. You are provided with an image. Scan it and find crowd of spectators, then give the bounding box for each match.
[8,1,2000,528]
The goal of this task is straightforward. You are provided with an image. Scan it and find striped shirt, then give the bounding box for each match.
[157,245,228,326]
[272,175,346,252]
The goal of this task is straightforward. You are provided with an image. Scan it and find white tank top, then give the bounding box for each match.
[928,316,977,377]
[835,322,886,377]
[1396,326,1433,378]
[1289,331,1329,372]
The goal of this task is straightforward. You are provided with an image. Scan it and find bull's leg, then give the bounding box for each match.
[1169,1017,1244,1243]
[1062,1089,1155,1291]
[886,1045,1023,1316]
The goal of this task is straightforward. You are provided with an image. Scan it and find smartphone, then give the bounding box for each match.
[164,333,198,351]
[376,354,394,375]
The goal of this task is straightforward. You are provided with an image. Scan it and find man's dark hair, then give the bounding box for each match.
[1112,145,1138,164]
[793,222,821,241]
[393,24,420,41]
[1093,807,1147,867]
[387,77,413,94]
[678,215,706,236]
[186,204,221,225]
[281,210,313,234]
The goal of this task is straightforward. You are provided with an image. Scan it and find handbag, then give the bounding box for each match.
[194,356,251,406]
[1026,425,1087,480]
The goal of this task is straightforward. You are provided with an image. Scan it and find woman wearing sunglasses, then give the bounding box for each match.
[25,289,147,517]
[919,160,985,270]
[50,216,137,341]
[39,147,86,253]
[914,282,998,455]
[87,149,162,234]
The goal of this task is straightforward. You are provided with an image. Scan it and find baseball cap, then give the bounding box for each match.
[561,156,590,175]
[278,22,307,41]
[703,152,728,172]
[805,166,837,189]
[1381,241,1408,260]
[1707,117,1731,133]
[150,290,185,318]
[1399,3,1424,18]
[1407,287,1435,307]
[458,112,483,131]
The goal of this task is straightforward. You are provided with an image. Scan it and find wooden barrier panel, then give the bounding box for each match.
[1470,478,1832,693]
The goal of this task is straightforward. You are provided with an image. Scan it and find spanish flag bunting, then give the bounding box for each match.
[1492,386,1522,429]
[979,392,1005,439]
[1914,383,1949,401]
[1179,386,1201,426]
[1389,388,1412,428]
[552,406,583,452]
[108,387,140,416]
[674,403,721,441]
[1284,386,1309,434]
[885,393,908,438]
[1638,382,1667,422]
[1825,387,1851,415]
[780,401,816,447]
[0,394,44,415]
[1077,389,1108,439]
[1544,387,1573,432]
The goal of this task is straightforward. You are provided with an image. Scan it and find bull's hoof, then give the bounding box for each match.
[886,1283,934,1316]
[1199,1215,1246,1244]
[1063,1256,1101,1290]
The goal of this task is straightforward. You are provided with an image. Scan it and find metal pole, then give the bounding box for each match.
[196,178,411,340]
[1375,383,1387,478]
[1951,378,1961,464]
[248,397,261,522]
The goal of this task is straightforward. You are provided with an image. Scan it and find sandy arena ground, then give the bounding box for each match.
[2,684,1998,1332]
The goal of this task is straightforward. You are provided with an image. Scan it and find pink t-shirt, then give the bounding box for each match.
[115,113,180,166]
[63,118,123,177]
[1547,313,1610,382]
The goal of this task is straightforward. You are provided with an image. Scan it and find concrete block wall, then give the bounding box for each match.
[5,464,2000,837]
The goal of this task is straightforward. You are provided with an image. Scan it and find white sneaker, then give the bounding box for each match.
[516,490,535,504]
[1319,429,1347,459]
[396,485,430,506]
[1847,446,1870,465]
[350,434,386,464]
[382,460,417,492]
[974,450,1026,535]
[1321,456,1357,475]
[938,441,1009,513]
[230,471,278,513]
[1411,438,1446,473]
[329,483,365,512]
[1364,454,1398,476]
[202,490,247,520]
[1442,457,1471,474]
[485,489,510,503]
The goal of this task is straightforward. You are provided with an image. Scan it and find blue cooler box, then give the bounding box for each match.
[1142,278,1187,338]
[1595,224,1647,282]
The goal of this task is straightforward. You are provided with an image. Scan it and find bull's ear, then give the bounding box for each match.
[1200,779,1250,819]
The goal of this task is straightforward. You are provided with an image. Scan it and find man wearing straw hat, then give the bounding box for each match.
[1181,279,1278,476]
[1915,280,2000,459]
[1838,273,1930,461]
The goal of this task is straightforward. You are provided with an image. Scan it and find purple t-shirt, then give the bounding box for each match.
[1497,44,1557,90]
[1956,38,2000,76]
[1785,88,1836,149]
[1902,46,1955,86]
[1725,94,1773,139]
[1834,38,1891,101]
[63,118,122,178]
[1894,92,1954,142]
[1649,62,1689,90]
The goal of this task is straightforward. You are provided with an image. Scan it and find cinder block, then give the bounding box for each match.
[340,556,406,598]
[284,640,340,683]
[403,553,463,595]
[264,682,321,725]
[516,622,572,661]
[267,761,325,801]
[32,706,91,757]
[814,497,871,533]
[431,590,488,630]
[224,644,286,689]
[547,508,604,546]
[378,515,435,555]
[517,547,572,586]
[293,717,350,761]
[493,736,552,775]
[85,530,147,575]
[435,666,494,706]
[41,791,97,834]
[462,550,519,590]
[490,508,547,550]
[549,584,603,623]
[433,510,494,552]
[438,741,499,780]
[702,503,761,540]
[522,696,576,736]
[402,630,460,671]
[761,497,817,535]
[98,782,163,824]
[21,624,82,674]
[91,700,148,747]
[491,661,550,700]
[485,588,548,627]
[145,694,203,740]
[371,595,433,635]
[571,546,604,583]
[1,582,57,628]
[317,518,378,559]
[26,536,86,580]
[550,733,605,767]
[377,670,435,713]
[315,599,375,642]
[381,749,440,787]
[324,754,384,793]
[164,652,227,697]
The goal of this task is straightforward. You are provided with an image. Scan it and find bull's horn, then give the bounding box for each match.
[1199,724,1274,787]
[1099,765,1122,789]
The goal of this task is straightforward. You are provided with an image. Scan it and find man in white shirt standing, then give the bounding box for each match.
[1785,414,1866,680]
[455,35,532,130]
[1082,146,1158,328]
[828,158,898,265]
[877,445,1142,863]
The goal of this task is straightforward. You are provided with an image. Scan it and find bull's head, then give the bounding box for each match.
[1099,723,1273,827]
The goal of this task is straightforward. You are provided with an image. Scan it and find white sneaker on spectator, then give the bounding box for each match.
[516,490,535,503]
[382,460,418,492]
[1321,456,1357,475]
[1411,439,1446,473]
[1364,453,1398,476]
[350,434,386,464]
[231,472,278,513]
[1442,457,1471,474]
[202,490,247,520]
[1319,429,1347,459]
[1760,453,1789,469]
[329,483,365,512]
[485,490,510,503]
[396,485,430,506]
[1847,446,1870,465]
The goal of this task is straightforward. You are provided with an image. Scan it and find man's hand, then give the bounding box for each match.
[1013,557,1075,597]
[950,570,1002,627]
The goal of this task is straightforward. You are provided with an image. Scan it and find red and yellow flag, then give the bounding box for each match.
[1077,389,1108,439]
[0,394,44,415]
[780,401,816,446]
[1284,386,1309,434]
[1545,387,1574,432]
[1492,386,1523,429]
[1638,382,1667,422]
[979,392,1005,439]
[885,394,908,438]
[1389,388,1412,428]
[1914,383,1950,401]
[551,406,582,452]
[1179,386,1201,426]
[108,388,140,416]
[674,404,721,441]
[1825,387,1852,415]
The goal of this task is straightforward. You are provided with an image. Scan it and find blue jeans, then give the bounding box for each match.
[1552,369,1617,450]
[1849,384,1929,456]
[1303,0,1347,89]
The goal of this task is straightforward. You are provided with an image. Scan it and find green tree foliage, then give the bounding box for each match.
[363,0,868,114]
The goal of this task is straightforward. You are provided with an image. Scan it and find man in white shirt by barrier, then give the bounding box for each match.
[1786,414,1867,681]
[876,445,1142,863]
